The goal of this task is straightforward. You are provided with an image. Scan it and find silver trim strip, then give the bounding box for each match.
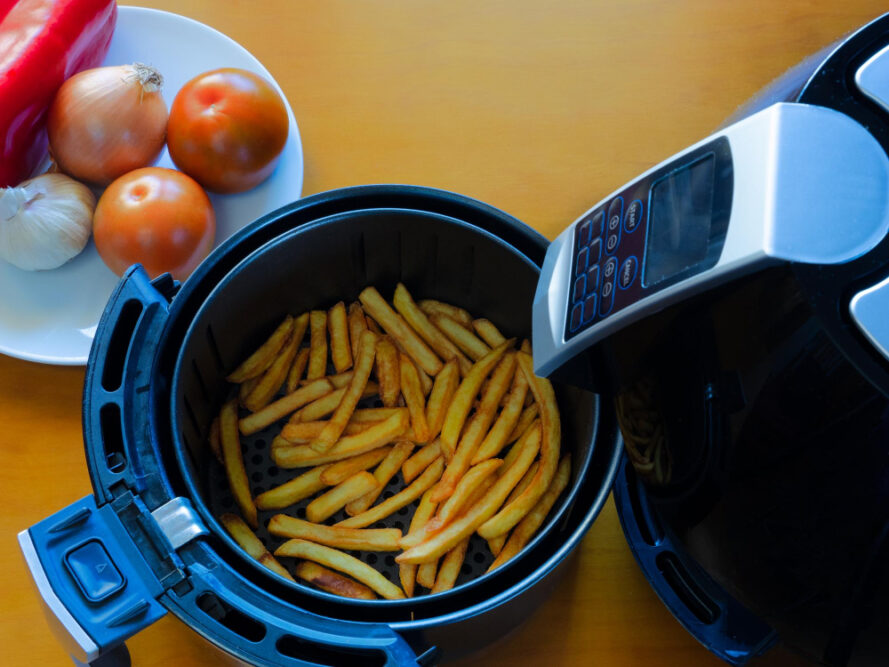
[855,43,889,115]
[850,273,889,363]
[150,497,209,551]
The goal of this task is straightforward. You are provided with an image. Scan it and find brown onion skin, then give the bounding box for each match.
[47,64,168,186]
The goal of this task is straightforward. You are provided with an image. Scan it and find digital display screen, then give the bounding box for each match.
[644,155,717,287]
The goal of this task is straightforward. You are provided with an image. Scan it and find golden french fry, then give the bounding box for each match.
[416,364,434,396]
[402,441,442,484]
[220,514,293,581]
[238,376,259,407]
[399,488,438,597]
[477,352,561,540]
[274,410,410,468]
[300,371,354,389]
[244,329,300,411]
[365,316,383,335]
[472,319,506,348]
[483,460,538,556]
[472,368,529,464]
[350,407,406,423]
[487,534,506,557]
[346,440,415,516]
[396,424,540,563]
[507,403,539,443]
[227,315,294,383]
[430,314,491,362]
[307,310,328,380]
[220,399,257,529]
[275,539,405,600]
[399,352,431,442]
[239,378,334,436]
[328,301,353,373]
[280,420,376,443]
[431,537,469,593]
[439,340,513,459]
[520,339,533,405]
[416,558,439,590]
[499,419,539,476]
[286,347,310,394]
[255,464,330,510]
[436,459,502,525]
[208,415,222,464]
[319,446,392,485]
[489,455,571,572]
[294,560,376,600]
[433,352,516,502]
[310,330,377,452]
[306,471,379,523]
[375,337,401,407]
[336,457,444,529]
[268,515,402,551]
[425,359,460,442]
[358,287,442,376]
[294,382,379,423]
[347,302,368,360]
[418,299,473,328]
[393,283,472,376]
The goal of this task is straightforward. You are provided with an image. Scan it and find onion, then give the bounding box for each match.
[47,63,168,185]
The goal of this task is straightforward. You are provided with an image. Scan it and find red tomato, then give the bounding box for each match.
[166,68,289,193]
[93,167,215,280]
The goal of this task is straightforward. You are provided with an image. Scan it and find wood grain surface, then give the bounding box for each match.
[1,1,885,665]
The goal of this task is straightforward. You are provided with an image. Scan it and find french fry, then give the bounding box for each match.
[425,359,460,442]
[227,315,294,383]
[346,441,415,516]
[400,488,438,596]
[477,352,561,540]
[300,371,354,389]
[220,399,257,528]
[402,441,442,484]
[347,302,368,360]
[375,337,401,407]
[399,353,431,442]
[294,561,376,600]
[255,464,330,510]
[366,316,383,335]
[431,537,469,593]
[499,419,538,475]
[274,410,410,468]
[439,340,513,459]
[396,424,540,562]
[328,301,353,373]
[489,456,571,571]
[319,446,391,485]
[239,378,335,436]
[472,319,506,348]
[433,353,516,502]
[416,476,495,550]
[238,376,259,407]
[310,330,377,452]
[286,347,310,394]
[507,403,539,443]
[350,407,406,423]
[485,461,539,555]
[393,283,472,376]
[294,382,379,423]
[418,299,473,328]
[430,314,491,362]
[306,471,379,523]
[268,515,402,551]
[280,420,376,443]
[275,539,405,600]
[336,457,444,529]
[307,310,328,380]
[220,514,293,581]
[416,558,439,590]
[416,364,434,396]
[436,459,502,525]
[487,535,506,557]
[359,287,442,376]
[208,415,222,463]
[244,329,300,411]
[472,368,529,464]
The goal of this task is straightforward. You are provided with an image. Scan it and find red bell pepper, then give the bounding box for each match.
[0,0,116,186]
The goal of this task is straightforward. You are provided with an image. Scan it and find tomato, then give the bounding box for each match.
[166,68,289,193]
[93,167,215,280]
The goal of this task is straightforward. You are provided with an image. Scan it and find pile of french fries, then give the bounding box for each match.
[209,284,570,600]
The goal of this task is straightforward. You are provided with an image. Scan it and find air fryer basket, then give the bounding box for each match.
[171,205,598,615]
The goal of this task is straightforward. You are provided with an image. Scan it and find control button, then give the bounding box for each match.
[600,278,615,316]
[573,275,586,302]
[588,237,602,262]
[577,219,592,249]
[603,256,617,279]
[618,256,638,290]
[608,197,623,230]
[602,279,614,299]
[585,264,599,291]
[605,232,619,254]
[582,293,598,323]
[625,200,643,233]
[65,540,125,602]
[569,303,583,331]
[591,210,605,237]
[575,247,589,276]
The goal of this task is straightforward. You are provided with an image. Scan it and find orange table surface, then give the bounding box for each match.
[1,1,885,665]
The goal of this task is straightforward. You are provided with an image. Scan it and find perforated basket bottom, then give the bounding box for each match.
[204,404,496,597]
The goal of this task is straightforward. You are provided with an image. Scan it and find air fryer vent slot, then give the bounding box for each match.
[101,299,143,392]
[624,463,663,546]
[656,551,719,625]
[275,634,386,667]
[99,403,127,474]
[196,592,266,643]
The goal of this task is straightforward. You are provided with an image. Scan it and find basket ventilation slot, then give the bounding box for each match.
[101,299,143,392]
[99,403,127,474]
[656,551,720,625]
[275,634,386,667]
[196,592,266,643]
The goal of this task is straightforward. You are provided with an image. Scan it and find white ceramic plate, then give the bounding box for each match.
[0,6,304,365]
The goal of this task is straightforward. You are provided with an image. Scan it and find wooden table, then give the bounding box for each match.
[1,1,885,664]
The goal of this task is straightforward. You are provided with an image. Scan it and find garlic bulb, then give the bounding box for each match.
[0,173,96,270]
